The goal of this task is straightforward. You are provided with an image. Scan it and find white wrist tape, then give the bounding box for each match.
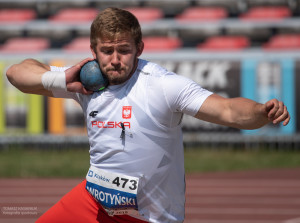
[41,71,67,91]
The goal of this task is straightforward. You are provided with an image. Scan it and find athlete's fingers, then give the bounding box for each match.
[65,58,95,84]
[65,58,95,95]
[273,105,290,125]
[272,101,284,120]
[265,99,279,120]
[75,58,95,70]
[81,87,93,95]
[283,107,291,126]
[67,58,94,75]
[67,82,93,95]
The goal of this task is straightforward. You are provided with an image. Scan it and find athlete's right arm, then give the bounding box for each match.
[6,58,94,97]
[6,58,53,96]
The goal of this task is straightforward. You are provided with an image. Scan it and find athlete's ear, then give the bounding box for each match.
[136,41,144,57]
[90,44,97,59]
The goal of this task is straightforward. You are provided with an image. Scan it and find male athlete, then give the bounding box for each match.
[6,7,290,223]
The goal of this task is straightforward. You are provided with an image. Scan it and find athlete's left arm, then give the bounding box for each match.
[194,94,290,130]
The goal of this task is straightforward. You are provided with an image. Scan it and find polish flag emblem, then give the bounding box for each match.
[122,106,132,119]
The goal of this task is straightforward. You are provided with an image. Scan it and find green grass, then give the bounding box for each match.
[0,147,300,178]
[0,148,90,178]
[184,148,300,173]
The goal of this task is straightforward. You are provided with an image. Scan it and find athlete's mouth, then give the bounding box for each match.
[107,68,124,75]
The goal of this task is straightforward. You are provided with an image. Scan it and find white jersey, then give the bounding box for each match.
[51,59,212,223]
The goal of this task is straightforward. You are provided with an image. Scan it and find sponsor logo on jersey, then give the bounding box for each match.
[88,170,93,177]
[89,111,98,118]
[122,106,132,119]
[91,121,130,129]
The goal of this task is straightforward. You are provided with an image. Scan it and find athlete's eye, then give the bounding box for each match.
[103,50,113,55]
[101,47,113,55]
[118,48,131,54]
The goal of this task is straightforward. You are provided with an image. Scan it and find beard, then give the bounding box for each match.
[102,60,139,85]
[104,68,129,85]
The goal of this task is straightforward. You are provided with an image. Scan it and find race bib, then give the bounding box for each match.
[86,166,139,216]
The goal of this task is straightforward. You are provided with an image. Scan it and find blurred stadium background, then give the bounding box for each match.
[0,0,300,149]
[1,2,300,222]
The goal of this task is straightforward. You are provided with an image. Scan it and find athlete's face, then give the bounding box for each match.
[91,33,143,85]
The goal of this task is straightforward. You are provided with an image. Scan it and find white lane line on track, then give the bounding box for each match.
[186,188,300,195]
[186,207,300,215]
[185,197,300,206]
[185,220,281,223]
[283,218,300,223]
[186,180,300,188]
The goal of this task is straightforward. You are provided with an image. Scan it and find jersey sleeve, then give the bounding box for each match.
[162,73,213,117]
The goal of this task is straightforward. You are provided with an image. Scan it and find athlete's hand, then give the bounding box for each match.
[263,99,290,126]
[65,58,94,95]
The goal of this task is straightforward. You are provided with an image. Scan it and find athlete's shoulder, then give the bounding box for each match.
[136,59,195,90]
[137,59,170,77]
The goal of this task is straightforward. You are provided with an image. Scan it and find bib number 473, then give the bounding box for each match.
[112,177,137,191]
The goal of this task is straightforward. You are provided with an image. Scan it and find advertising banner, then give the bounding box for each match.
[241,59,296,135]
[1,57,298,135]
[296,60,300,132]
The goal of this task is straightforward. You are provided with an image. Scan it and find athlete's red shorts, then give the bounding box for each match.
[36,179,148,223]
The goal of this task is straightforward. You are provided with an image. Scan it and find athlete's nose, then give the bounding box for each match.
[111,52,121,68]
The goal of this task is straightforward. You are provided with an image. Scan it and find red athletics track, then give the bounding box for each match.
[1,168,300,223]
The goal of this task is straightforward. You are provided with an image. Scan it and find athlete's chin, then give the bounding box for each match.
[107,75,129,85]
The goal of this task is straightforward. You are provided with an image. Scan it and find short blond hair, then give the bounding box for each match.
[90,7,142,51]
